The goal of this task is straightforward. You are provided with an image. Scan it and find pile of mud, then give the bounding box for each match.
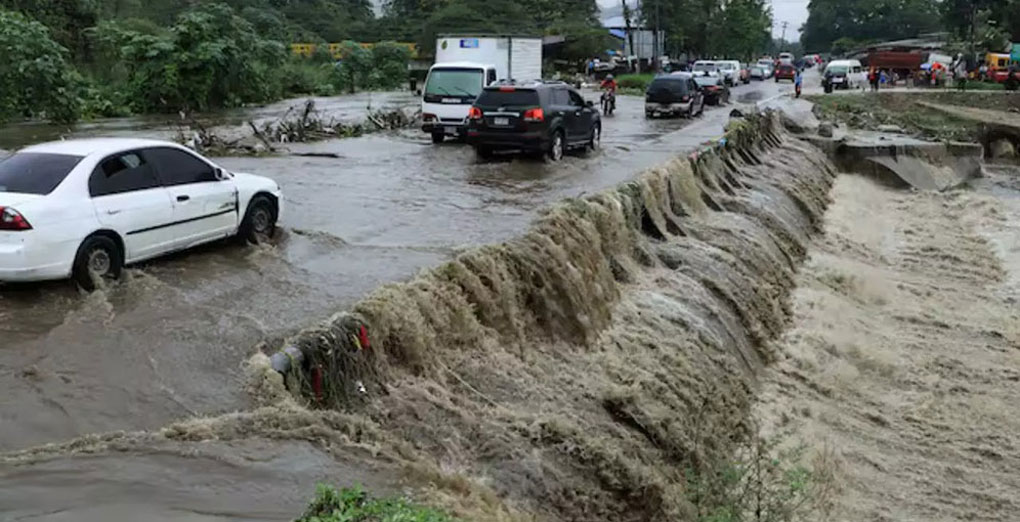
[1,112,838,520]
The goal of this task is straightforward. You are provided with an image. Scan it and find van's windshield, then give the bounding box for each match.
[424,68,483,101]
[826,65,849,75]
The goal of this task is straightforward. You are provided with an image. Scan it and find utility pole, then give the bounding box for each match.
[654,0,661,70]
[780,21,788,48]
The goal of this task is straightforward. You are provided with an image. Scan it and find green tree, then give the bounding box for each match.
[95,3,287,113]
[802,0,940,54]
[0,9,81,123]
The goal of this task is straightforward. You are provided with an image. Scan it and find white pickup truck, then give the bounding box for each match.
[421,35,542,144]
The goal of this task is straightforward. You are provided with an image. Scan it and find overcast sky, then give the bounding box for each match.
[595,0,809,40]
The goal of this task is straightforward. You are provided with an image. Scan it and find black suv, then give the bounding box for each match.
[466,81,601,161]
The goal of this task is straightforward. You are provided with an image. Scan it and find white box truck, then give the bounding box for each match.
[421,35,543,143]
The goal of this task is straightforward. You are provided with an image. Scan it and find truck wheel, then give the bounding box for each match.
[476,146,494,160]
[72,235,123,291]
[431,132,445,144]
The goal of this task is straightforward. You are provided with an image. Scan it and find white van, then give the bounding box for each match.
[717,60,741,85]
[693,60,719,76]
[823,59,865,91]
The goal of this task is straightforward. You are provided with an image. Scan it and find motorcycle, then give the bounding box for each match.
[601,90,616,116]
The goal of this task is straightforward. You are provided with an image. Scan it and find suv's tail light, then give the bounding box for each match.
[523,108,544,122]
[0,207,32,231]
[681,95,690,102]
[423,113,437,122]
[468,106,483,120]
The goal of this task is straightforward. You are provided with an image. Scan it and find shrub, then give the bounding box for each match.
[0,9,82,123]
[617,73,655,90]
[93,3,287,113]
[296,484,456,522]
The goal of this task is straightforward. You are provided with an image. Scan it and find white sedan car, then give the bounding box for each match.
[0,138,282,289]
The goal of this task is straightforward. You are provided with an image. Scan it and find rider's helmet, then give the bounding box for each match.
[606,74,614,80]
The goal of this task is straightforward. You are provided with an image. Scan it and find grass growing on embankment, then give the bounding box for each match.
[806,92,985,141]
[296,485,456,522]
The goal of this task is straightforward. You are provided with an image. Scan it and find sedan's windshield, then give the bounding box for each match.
[693,63,716,73]
[693,76,719,87]
[719,63,736,70]
[425,69,484,98]
[0,152,83,195]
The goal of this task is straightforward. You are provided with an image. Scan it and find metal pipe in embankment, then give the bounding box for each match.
[257,111,839,520]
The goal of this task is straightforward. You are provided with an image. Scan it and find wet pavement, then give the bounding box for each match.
[0,79,789,520]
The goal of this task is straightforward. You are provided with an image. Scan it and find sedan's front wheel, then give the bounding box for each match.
[72,235,123,291]
[587,125,601,152]
[239,195,277,244]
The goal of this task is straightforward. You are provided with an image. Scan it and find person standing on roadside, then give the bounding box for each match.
[955,57,968,91]
[868,67,879,91]
[794,68,803,97]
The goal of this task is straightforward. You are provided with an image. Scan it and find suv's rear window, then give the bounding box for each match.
[0,152,82,195]
[476,89,540,107]
[648,78,689,95]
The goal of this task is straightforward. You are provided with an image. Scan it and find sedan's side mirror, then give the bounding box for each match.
[586,100,595,108]
[215,167,230,181]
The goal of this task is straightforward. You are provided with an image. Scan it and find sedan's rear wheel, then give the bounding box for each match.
[239,195,277,245]
[72,235,123,291]
[431,132,445,144]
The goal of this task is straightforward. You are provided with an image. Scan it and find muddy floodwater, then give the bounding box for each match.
[0,79,794,521]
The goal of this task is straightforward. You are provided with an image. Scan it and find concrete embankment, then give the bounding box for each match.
[249,111,838,519]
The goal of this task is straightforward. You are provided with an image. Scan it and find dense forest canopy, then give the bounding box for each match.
[801,0,1020,54]
[0,0,774,123]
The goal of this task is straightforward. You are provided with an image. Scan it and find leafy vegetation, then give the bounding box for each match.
[635,0,773,60]
[686,436,837,522]
[296,484,456,522]
[0,1,414,123]
[802,0,1020,54]
[0,10,81,123]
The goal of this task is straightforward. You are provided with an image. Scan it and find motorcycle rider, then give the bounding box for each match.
[794,69,803,97]
[600,74,618,112]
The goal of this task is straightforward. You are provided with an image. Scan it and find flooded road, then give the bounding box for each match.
[0,80,789,520]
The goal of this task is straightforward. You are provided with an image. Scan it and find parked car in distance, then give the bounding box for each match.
[0,139,282,289]
[693,60,720,76]
[750,66,767,80]
[645,73,705,118]
[756,60,774,78]
[717,60,741,85]
[738,63,751,84]
[693,74,730,105]
[466,81,600,161]
[775,64,797,82]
